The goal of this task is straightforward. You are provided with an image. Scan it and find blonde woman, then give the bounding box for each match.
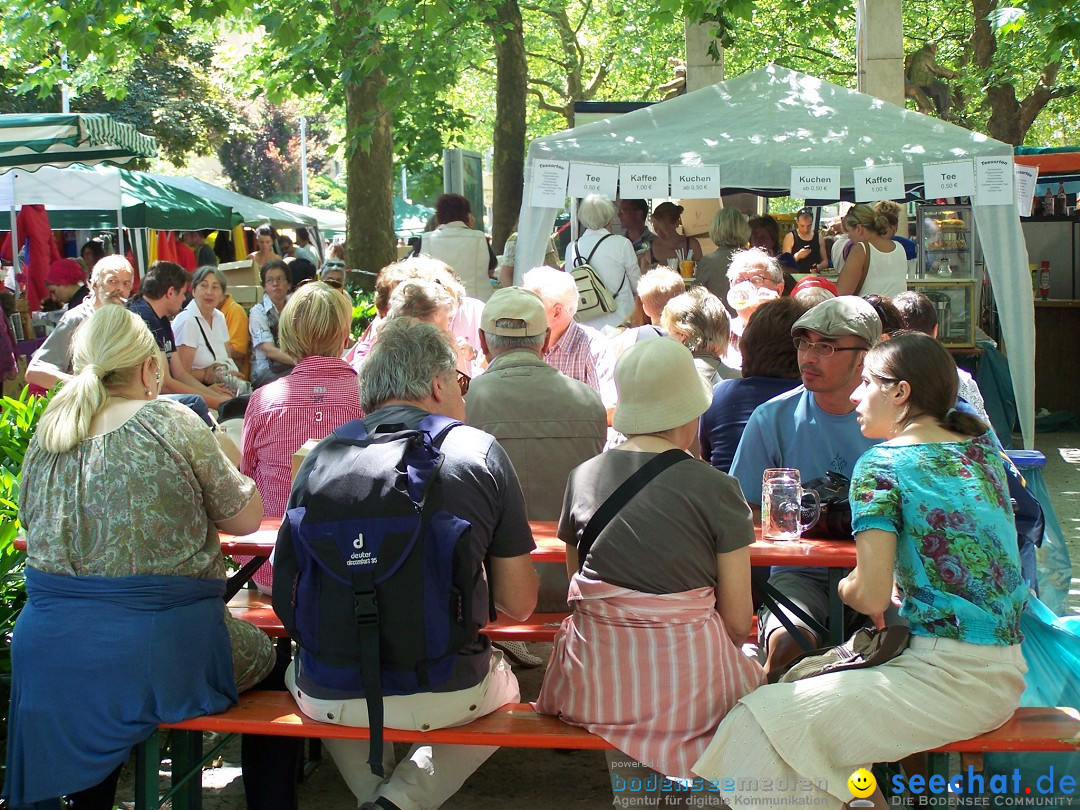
[237,282,362,594]
[695,208,751,305]
[8,306,274,808]
[836,204,908,297]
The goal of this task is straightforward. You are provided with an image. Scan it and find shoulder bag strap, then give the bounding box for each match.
[193,314,217,361]
[576,449,688,572]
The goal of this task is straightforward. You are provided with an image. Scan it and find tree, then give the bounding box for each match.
[0,32,238,166]
[485,0,528,253]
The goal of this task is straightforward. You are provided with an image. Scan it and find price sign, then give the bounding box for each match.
[853,164,905,202]
[568,163,619,198]
[790,166,840,200]
[619,164,669,198]
[670,165,720,198]
[923,160,975,199]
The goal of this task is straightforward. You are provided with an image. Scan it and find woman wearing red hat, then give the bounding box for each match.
[44,259,89,310]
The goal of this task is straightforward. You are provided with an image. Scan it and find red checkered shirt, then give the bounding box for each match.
[238,356,362,588]
[543,320,617,409]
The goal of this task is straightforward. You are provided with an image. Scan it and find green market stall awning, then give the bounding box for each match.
[145,174,317,229]
[0,113,158,172]
[395,197,435,237]
[25,166,242,231]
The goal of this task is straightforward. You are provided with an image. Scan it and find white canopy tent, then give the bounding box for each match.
[515,65,1035,447]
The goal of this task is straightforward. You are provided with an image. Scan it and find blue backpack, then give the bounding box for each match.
[273,413,487,775]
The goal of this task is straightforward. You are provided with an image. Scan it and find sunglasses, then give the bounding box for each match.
[456,371,471,396]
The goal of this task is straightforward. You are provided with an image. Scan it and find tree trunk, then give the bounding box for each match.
[488,0,528,256]
[344,69,397,287]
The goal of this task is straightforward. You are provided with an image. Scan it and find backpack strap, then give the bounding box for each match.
[417,413,462,447]
[573,233,612,267]
[332,417,370,442]
[576,449,688,572]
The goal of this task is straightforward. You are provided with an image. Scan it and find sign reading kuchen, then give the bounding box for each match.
[670,165,720,198]
[619,164,669,198]
[791,166,840,199]
[923,160,975,199]
[853,164,905,202]
[529,160,569,208]
[568,163,619,198]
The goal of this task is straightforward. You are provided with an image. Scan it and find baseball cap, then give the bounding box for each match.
[482,287,548,337]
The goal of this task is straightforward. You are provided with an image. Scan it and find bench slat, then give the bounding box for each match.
[161,692,1079,755]
[931,706,1080,753]
[161,692,613,749]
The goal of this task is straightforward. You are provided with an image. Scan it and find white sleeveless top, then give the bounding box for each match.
[862,241,908,297]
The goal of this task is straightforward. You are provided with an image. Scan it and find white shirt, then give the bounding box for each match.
[420,222,493,302]
[172,300,235,371]
[564,228,641,330]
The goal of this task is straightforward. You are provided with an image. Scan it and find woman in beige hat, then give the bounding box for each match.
[535,337,764,803]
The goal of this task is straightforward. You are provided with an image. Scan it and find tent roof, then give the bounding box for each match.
[274,201,346,232]
[144,174,317,228]
[16,165,240,230]
[517,64,1035,447]
[529,64,1012,197]
[0,113,158,173]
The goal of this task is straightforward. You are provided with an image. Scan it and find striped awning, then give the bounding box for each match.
[0,113,158,172]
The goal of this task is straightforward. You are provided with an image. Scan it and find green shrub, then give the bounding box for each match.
[350,289,378,340]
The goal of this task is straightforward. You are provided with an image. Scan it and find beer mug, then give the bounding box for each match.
[762,468,820,541]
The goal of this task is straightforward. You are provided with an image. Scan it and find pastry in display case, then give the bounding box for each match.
[916,204,976,279]
[907,279,977,348]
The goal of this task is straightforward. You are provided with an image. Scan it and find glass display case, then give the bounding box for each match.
[915,204,975,279]
[906,279,977,348]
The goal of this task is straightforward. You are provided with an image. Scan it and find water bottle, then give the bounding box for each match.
[1039,261,1051,301]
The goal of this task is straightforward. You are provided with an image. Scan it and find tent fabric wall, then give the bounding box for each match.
[514,65,1035,448]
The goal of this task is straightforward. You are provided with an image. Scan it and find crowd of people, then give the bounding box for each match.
[6,193,1031,810]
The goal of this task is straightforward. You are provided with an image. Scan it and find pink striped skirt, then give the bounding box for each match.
[534,574,765,778]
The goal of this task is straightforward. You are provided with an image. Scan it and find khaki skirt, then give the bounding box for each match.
[693,635,1026,807]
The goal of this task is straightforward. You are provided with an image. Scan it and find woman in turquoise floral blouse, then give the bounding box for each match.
[694,332,1028,810]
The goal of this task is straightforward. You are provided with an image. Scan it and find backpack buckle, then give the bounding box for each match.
[353,590,378,625]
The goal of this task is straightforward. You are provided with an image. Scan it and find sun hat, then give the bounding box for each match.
[791,295,882,346]
[481,287,548,337]
[613,337,711,435]
[44,259,86,287]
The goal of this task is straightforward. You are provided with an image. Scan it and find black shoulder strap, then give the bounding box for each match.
[585,233,612,264]
[193,314,217,361]
[577,449,687,572]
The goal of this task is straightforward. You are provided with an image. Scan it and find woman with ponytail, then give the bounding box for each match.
[6,306,275,809]
[836,203,908,297]
[694,332,1028,809]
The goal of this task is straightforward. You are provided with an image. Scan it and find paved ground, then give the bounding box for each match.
[116,430,1080,809]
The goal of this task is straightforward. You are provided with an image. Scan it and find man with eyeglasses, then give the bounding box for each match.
[730,296,883,678]
[725,248,786,357]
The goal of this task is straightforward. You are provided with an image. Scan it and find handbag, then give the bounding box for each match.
[773,625,910,684]
[801,471,852,539]
[576,449,688,571]
[570,235,625,322]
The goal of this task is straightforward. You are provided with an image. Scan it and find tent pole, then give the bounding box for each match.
[9,207,20,281]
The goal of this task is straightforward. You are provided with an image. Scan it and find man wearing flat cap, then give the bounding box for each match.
[730,295,884,677]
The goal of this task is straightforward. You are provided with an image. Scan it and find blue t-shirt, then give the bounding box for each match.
[730,386,879,506]
[850,432,1026,645]
[129,297,176,355]
[700,376,801,474]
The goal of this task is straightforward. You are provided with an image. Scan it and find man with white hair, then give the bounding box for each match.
[563,194,641,330]
[725,247,786,353]
[523,266,617,414]
[26,256,135,391]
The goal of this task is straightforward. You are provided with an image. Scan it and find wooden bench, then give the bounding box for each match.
[135,694,1079,810]
[227,590,569,643]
